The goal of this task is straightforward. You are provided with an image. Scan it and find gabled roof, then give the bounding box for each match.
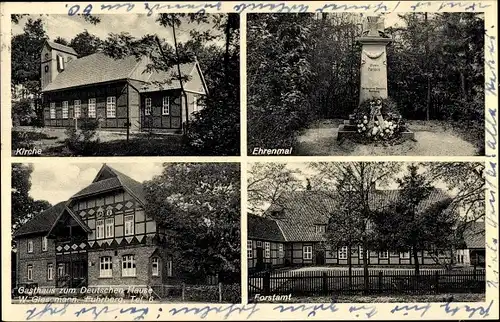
[263,189,452,242]
[47,206,92,237]
[248,213,286,242]
[46,40,78,56]
[41,51,206,94]
[463,221,485,249]
[70,164,146,205]
[13,201,66,238]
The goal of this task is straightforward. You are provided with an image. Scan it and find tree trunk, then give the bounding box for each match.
[460,72,467,100]
[363,239,369,294]
[171,24,189,133]
[348,245,352,291]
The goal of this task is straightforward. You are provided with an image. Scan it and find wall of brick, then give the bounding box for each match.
[16,235,56,287]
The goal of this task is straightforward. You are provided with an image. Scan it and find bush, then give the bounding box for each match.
[64,118,100,155]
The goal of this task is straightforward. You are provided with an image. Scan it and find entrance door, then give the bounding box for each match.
[315,250,325,265]
[256,248,264,271]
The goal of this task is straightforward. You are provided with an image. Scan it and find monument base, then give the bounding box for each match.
[337,119,415,142]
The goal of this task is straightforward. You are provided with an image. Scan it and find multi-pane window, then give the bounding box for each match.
[105,218,114,238]
[247,240,253,259]
[279,243,284,258]
[162,97,170,115]
[264,242,270,258]
[315,225,326,234]
[27,265,33,280]
[303,246,313,260]
[27,240,33,253]
[96,219,104,239]
[400,251,410,259]
[47,264,54,280]
[256,241,262,248]
[100,257,113,277]
[74,100,81,118]
[124,215,134,236]
[379,250,389,259]
[106,96,116,118]
[50,102,56,119]
[42,236,48,252]
[358,245,364,259]
[145,98,152,116]
[167,259,173,277]
[338,246,348,260]
[151,257,159,276]
[122,255,136,277]
[58,263,65,278]
[62,101,69,119]
[88,98,96,118]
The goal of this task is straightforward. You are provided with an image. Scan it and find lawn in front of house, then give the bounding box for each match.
[11,126,202,156]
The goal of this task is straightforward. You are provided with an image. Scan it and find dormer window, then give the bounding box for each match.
[315,225,326,234]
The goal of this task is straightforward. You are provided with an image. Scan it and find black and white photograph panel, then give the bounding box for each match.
[11,162,240,303]
[11,13,239,156]
[247,162,485,303]
[247,12,485,156]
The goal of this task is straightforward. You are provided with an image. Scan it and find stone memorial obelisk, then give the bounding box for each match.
[338,15,393,141]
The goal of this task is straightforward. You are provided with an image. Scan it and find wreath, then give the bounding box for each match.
[352,98,408,142]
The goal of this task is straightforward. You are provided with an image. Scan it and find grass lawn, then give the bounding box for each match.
[11,126,207,156]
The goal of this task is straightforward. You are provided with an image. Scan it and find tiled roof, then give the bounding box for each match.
[46,41,78,55]
[13,201,66,237]
[463,221,485,249]
[70,164,146,204]
[248,213,286,242]
[264,189,452,242]
[138,62,197,93]
[42,51,200,93]
[42,53,145,92]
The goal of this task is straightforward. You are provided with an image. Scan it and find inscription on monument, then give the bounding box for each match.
[368,63,381,72]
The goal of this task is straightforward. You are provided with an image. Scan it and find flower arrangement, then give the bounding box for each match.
[352,98,407,141]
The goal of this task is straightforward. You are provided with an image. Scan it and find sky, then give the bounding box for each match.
[11,14,220,47]
[28,163,163,204]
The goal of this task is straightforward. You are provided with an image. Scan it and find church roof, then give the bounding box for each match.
[46,40,78,56]
[13,201,67,237]
[261,189,452,242]
[41,51,200,93]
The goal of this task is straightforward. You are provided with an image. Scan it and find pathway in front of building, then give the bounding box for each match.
[295,119,477,156]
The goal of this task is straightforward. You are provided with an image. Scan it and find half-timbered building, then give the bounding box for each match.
[248,190,485,270]
[40,41,208,133]
[13,164,176,290]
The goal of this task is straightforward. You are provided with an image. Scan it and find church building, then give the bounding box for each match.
[13,164,176,292]
[40,40,208,133]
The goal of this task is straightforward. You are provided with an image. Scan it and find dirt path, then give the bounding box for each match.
[296,120,478,156]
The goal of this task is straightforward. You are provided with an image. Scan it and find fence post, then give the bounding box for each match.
[218,282,222,303]
[378,272,383,294]
[181,283,185,301]
[263,271,271,296]
[322,272,328,295]
[473,265,477,281]
[435,271,439,294]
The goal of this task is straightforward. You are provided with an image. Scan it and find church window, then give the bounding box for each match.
[105,218,114,238]
[106,96,116,118]
[124,215,134,236]
[162,97,170,115]
[122,255,136,277]
[96,219,104,239]
[62,101,69,119]
[74,100,81,118]
[145,98,152,115]
[88,98,96,118]
[99,257,112,277]
[50,103,56,119]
